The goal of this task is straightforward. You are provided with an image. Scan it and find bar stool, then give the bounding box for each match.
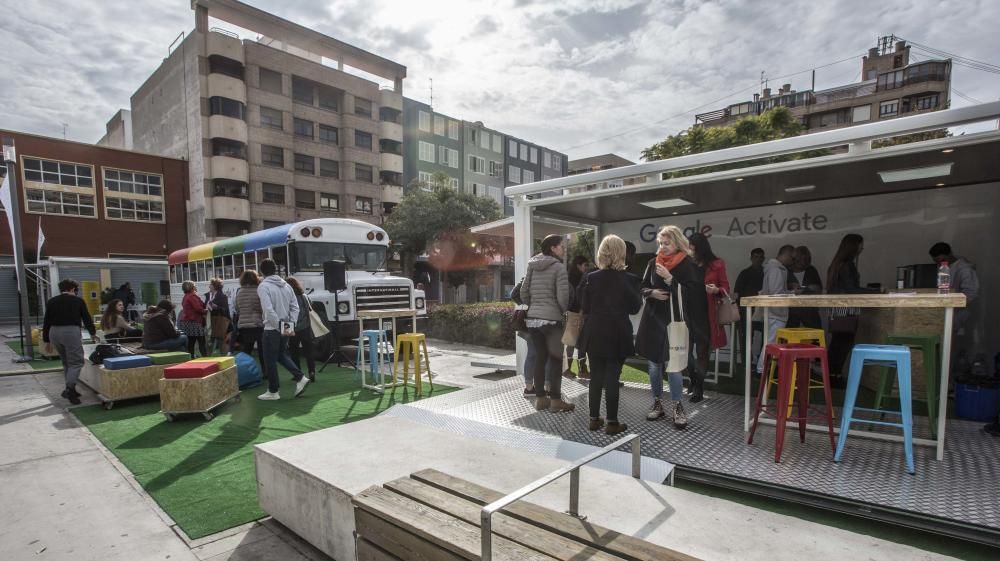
[749,343,836,463]
[873,334,941,438]
[835,344,915,474]
[764,328,828,416]
[356,329,391,386]
[393,333,433,394]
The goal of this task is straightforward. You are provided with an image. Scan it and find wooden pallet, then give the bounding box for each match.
[352,469,700,561]
[159,366,239,421]
[79,362,168,409]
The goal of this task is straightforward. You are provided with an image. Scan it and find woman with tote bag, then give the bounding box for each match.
[635,225,710,429]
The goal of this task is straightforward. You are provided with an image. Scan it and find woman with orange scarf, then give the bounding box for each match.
[635,226,710,429]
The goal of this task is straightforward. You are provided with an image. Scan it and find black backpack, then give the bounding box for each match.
[88,343,136,365]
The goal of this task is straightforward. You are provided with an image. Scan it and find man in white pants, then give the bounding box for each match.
[756,245,796,375]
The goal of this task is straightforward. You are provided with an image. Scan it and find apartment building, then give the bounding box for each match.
[503,135,567,216]
[402,98,463,191]
[461,120,505,208]
[694,37,951,133]
[100,0,406,243]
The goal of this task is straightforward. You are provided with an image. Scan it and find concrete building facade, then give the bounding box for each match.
[503,136,567,215]
[694,38,951,134]
[402,97,463,191]
[106,0,406,243]
[461,120,505,208]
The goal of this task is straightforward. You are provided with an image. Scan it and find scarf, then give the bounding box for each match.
[656,251,687,271]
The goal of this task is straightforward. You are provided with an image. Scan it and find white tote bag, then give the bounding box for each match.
[665,284,690,373]
[304,297,330,338]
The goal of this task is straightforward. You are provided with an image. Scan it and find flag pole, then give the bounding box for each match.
[3,137,34,361]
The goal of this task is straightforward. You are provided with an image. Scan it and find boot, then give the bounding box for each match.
[562,358,577,379]
[588,417,605,431]
[605,421,628,435]
[986,415,1000,437]
[672,402,688,429]
[535,396,551,411]
[549,397,576,412]
[688,368,704,403]
[646,399,665,421]
[578,360,590,380]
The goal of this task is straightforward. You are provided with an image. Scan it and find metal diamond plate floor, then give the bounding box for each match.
[406,377,1000,542]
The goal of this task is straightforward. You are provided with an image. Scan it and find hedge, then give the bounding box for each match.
[426,302,517,349]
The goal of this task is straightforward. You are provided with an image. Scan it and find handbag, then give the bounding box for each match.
[302,296,330,338]
[561,311,584,346]
[666,284,690,373]
[716,288,741,325]
[510,268,533,332]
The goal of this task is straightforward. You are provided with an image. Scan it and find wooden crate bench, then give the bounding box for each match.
[78,362,168,410]
[352,469,700,561]
[159,365,239,421]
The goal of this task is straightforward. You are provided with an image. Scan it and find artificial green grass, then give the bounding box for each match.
[73,366,457,540]
[5,341,64,370]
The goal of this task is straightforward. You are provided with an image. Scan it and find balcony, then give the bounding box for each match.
[207,73,247,104]
[208,114,248,144]
[207,30,244,64]
[210,155,249,183]
[211,195,251,222]
[381,183,403,204]
[379,87,403,111]
[379,119,403,141]
[380,152,403,174]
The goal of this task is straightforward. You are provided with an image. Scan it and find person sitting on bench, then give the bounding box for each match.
[101,299,143,342]
[142,300,189,353]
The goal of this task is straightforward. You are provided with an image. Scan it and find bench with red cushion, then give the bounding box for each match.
[164,361,220,380]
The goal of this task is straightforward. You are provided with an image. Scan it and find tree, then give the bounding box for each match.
[640,107,828,176]
[384,176,503,278]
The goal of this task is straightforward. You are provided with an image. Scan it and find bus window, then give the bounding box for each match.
[272,246,288,276]
[223,255,234,279]
[197,260,207,282]
[214,257,223,280]
[181,262,190,282]
[233,253,245,278]
[256,249,269,269]
[245,251,256,273]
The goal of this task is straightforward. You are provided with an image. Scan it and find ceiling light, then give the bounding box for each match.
[672,211,678,215]
[878,163,953,183]
[734,177,744,182]
[941,149,954,154]
[775,200,784,204]
[936,183,945,187]
[783,185,816,193]
[639,197,694,209]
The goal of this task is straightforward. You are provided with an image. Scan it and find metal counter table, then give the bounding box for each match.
[742,292,966,461]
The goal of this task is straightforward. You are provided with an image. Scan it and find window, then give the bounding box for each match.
[438,147,459,168]
[319,158,339,178]
[318,85,339,111]
[468,128,478,145]
[522,169,534,183]
[542,151,551,168]
[434,115,446,136]
[877,69,904,91]
[355,131,373,150]
[530,147,538,164]
[22,157,93,188]
[354,97,372,118]
[418,111,431,132]
[493,134,501,153]
[519,144,528,161]
[318,124,338,144]
[355,196,373,214]
[295,189,315,209]
[355,163,373,183]
[293,118,314,139]
[294,153,315,174]
[418,141,435,163]
[481,131,490,149]
[259,106,282,129]
[292,75,314,104]
[261,145,284,167]
[259,67,282,94]
[914,94,939,110]
[262,183,284,204]
[852,105,871,123]
[261,221,283,230]
[211,138,247,159]
[508,138,517,155]
[320,194,339,211]
[447,120,460,140]
[448,177,459,189]
[102,167,163,221]
[468,155,486,174]
[418,171,434,188]
[208,55,244,80]
[489,161,503,177]
[209,96,246,120]
[879,100,899,117]
[508,165,521,184]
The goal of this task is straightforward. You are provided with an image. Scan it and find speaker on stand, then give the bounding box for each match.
[319,260,355,371]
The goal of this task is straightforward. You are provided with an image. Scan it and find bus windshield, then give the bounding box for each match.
[291,242,387,272]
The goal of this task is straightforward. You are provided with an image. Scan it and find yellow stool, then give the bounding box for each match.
[765,328,827,415]
[393,333,433,394]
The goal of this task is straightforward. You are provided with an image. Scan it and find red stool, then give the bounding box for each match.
[748,343,836,463]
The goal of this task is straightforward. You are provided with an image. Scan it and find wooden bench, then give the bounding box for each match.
[353,469,701,561]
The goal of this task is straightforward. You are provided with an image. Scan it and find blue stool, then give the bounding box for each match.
[356,329,391,386]
[835,344,915,474]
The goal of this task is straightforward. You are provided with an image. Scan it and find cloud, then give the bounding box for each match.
[0,0,998,162]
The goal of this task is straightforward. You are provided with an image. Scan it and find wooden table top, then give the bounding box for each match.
[742,292,966,308]
[356,308,419,319]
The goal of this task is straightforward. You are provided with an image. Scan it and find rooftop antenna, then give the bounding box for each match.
[429,78,434,109]
[61,123,68,140]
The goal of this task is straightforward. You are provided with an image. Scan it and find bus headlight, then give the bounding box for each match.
[415,297,425,309]
[338,302,350,315]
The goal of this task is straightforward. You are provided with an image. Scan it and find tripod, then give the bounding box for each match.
[319,289,355,371]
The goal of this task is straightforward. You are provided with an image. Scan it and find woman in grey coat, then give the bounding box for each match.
[521,234,574,412]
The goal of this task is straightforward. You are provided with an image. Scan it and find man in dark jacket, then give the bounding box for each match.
[113,282,138,321]
[43,279,97,405]
[734,248,765,364]
[142,301,188,352]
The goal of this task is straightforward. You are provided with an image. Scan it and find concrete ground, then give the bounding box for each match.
[0,337,991,560]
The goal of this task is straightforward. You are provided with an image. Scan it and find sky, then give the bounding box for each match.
[1,0,999,162]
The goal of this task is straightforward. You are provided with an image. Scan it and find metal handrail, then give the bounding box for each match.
[480,434,641,561]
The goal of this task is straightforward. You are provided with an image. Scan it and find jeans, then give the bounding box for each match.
[262,329,305,393]
[647,361,685,401]
[588,356,623,421]
[526,323,564,398]
[522,334,537,387]
[238,327,263,362]
[49,325,85,389]
[757,316,787,374]
[145,334,189,352]
[289,328,316,374]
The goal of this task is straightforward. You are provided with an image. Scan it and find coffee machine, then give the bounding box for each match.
[896,264,938,289]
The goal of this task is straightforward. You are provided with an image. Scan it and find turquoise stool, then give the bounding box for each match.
[835,344,915,474]
[356,329,391,386]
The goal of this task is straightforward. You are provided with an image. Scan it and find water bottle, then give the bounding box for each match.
[936,262,950,294]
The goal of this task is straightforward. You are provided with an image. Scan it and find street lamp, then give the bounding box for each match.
[2,137,34,361]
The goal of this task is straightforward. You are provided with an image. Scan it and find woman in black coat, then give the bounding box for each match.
[635,225,710,429]
[577,235,642,436]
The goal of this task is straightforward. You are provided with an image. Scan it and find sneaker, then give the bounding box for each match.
[588,417,605,431]
[294,377,310,397]
[67,394,81,405]
[523,386,535,397]
[578,362,590,380]
[61,388,71,399]
[673,402,688,429]
[605,421,628,436]
[549,398,575,412]
[535,396,551,411]
[985,422,1000,437]
[646,399,665,421]
[258,391,280,401]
